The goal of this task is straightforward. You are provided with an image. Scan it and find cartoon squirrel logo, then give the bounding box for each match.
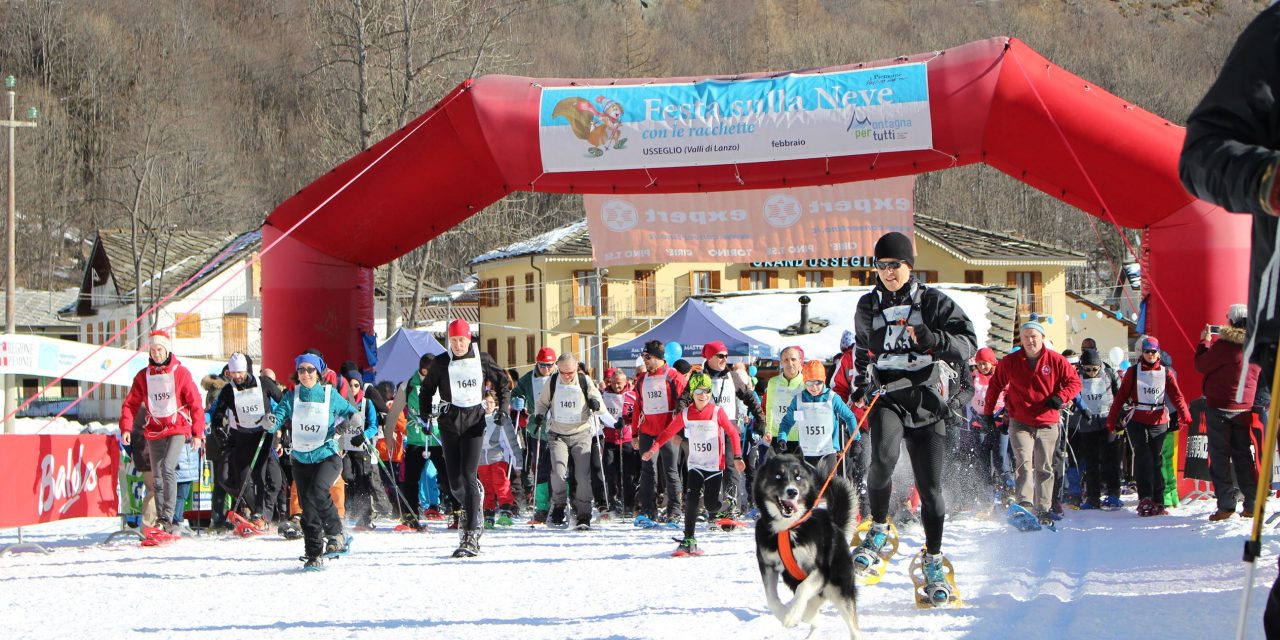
[552,95,628,157]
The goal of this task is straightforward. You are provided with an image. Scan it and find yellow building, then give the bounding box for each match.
[469,214,1087,374]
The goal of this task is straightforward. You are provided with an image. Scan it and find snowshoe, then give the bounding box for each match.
[496,512,514,527]
[278,517,304,540]
[1101,495,1123,511]
[909,550,963,608]
[548,505,568,528]
[851,520,899,585]
[1079,500,1101,511]
[447,511,461,529]
[139,525,178,547]
[1007,503,1043,532]
[587,146,604,157]
[614,138,628,150]
[451,530,480,558]
[574,521,592,532]
[301,555,325,572]
[714,515,747,532]
[394,512,424,532]
[227,511,266,538]
[353,521,376,532]
[527,509,548,526]
[484,510,496,530]
[1137,498,1157,518]
[633,514,679,529]
[323,533,352,559]
[422,507,446,521]
[672,536,703,557]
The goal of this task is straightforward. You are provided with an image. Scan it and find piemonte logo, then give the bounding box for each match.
[762,194,802,229]
[600,199,639,232]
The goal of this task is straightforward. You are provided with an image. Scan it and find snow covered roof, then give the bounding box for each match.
[915,213,1087,266]
[88,229,261,306]
[701,284,1018,361]
[0,288,79,329]
[469,220,591,266]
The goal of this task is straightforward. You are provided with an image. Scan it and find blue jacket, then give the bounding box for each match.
[268,383,358,465]
[175,441,202,483]
[777,388,861,453]
[341,392,381,452]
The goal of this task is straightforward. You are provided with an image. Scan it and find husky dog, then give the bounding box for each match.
[754,454,863,639]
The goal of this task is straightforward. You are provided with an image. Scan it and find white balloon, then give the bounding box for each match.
[1108,346,1125,369]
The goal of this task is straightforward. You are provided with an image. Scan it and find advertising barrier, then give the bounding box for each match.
[583,178,913,267]
[0,434,120,529]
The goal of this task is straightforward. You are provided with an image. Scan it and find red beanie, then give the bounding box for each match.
[701,340,728,361]
[536,346,557,364]
[447,319,471,338]
[975,347,997,364]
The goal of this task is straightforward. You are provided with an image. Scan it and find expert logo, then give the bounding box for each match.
[762,194,802,229]
[600,199,639,232]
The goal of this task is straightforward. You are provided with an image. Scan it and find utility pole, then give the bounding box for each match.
[593,268,607,380]
[2,75,38,434]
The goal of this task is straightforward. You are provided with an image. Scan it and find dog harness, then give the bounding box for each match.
[777,529,808,581]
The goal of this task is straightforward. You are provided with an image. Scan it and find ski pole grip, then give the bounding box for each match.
[1244,539,1262,563]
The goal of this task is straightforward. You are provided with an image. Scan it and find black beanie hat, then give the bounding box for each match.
[339,360,361,380]
[418,353,434,371]
[873,232,915,267]
[1080,348,1102,366]
[643,340,665,359]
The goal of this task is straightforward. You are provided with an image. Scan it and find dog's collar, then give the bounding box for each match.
[777,529,808,582]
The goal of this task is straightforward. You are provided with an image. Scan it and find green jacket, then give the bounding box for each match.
[514,370,555,442]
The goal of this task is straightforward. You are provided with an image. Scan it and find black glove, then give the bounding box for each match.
[533,415,545,432]
[350,433,366,448]
[911,324,939,350]
[1044,396,1063,411]
[587,397,601,412]
[983,414,996,433]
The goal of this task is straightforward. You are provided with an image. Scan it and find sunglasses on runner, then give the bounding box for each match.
[297,366,318,374]
[875,260,904,270]
[1143,349,1160,355]
[711,353,728,360]
[692,387,711,395]
[536,362,554,368]
[804,380,824,387]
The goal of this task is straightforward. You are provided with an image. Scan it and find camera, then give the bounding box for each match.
[1207,324,1221,335]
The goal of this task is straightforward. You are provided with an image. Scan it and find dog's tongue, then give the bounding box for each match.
[780,499,797,516]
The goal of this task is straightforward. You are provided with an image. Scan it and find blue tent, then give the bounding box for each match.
[375,328,445,383]
[607,298,773,363]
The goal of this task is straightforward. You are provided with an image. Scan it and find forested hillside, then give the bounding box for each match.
[0,0,1265,314]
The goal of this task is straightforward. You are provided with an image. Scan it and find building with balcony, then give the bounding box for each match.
[469,215,1093,374]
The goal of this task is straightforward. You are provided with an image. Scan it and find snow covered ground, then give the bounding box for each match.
[2,498,1277,639]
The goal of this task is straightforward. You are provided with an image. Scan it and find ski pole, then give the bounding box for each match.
[591,414,611,512]
[1235,343,1280,640]
[363,440,422,526]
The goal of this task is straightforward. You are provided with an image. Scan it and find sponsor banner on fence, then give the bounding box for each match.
[0,434,120,528]
[539,62,931,172]
[0,333,226,387]
[584,177,914,267]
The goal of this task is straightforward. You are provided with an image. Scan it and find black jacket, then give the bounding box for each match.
[1180,4,1280,350]
[211,355,284,435]
[418,345,512,436]
[852,278,977,427]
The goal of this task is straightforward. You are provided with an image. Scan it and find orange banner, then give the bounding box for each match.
[584,177,914,267]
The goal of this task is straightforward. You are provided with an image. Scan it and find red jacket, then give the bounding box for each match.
[1107,360,1192,430]
[830,349,856,405]
[985,349,1082,427]
[600,385,637,445]
[1194,328,1260,411]
[631,365,687,438]
[120,355,206,441]
[649,402,742,470]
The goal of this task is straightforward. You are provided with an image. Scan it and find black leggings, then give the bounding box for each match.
[1127,422,1168,502]
[294,454,343,558]
[1071,430,1121,501]
[230,429,281,518]
[684,468,723,539]
[400,444,426,515]
[868,406,946,555]
[438,422,486,530]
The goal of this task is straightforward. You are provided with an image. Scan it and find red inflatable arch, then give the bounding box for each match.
[264,36,1247,404]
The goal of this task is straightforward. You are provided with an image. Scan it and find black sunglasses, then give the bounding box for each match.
[875,260,903,270]
[297,366,318,374]
[1143,349,1159,354]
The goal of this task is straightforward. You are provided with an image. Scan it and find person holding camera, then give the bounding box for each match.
[1196,304,1263,521]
